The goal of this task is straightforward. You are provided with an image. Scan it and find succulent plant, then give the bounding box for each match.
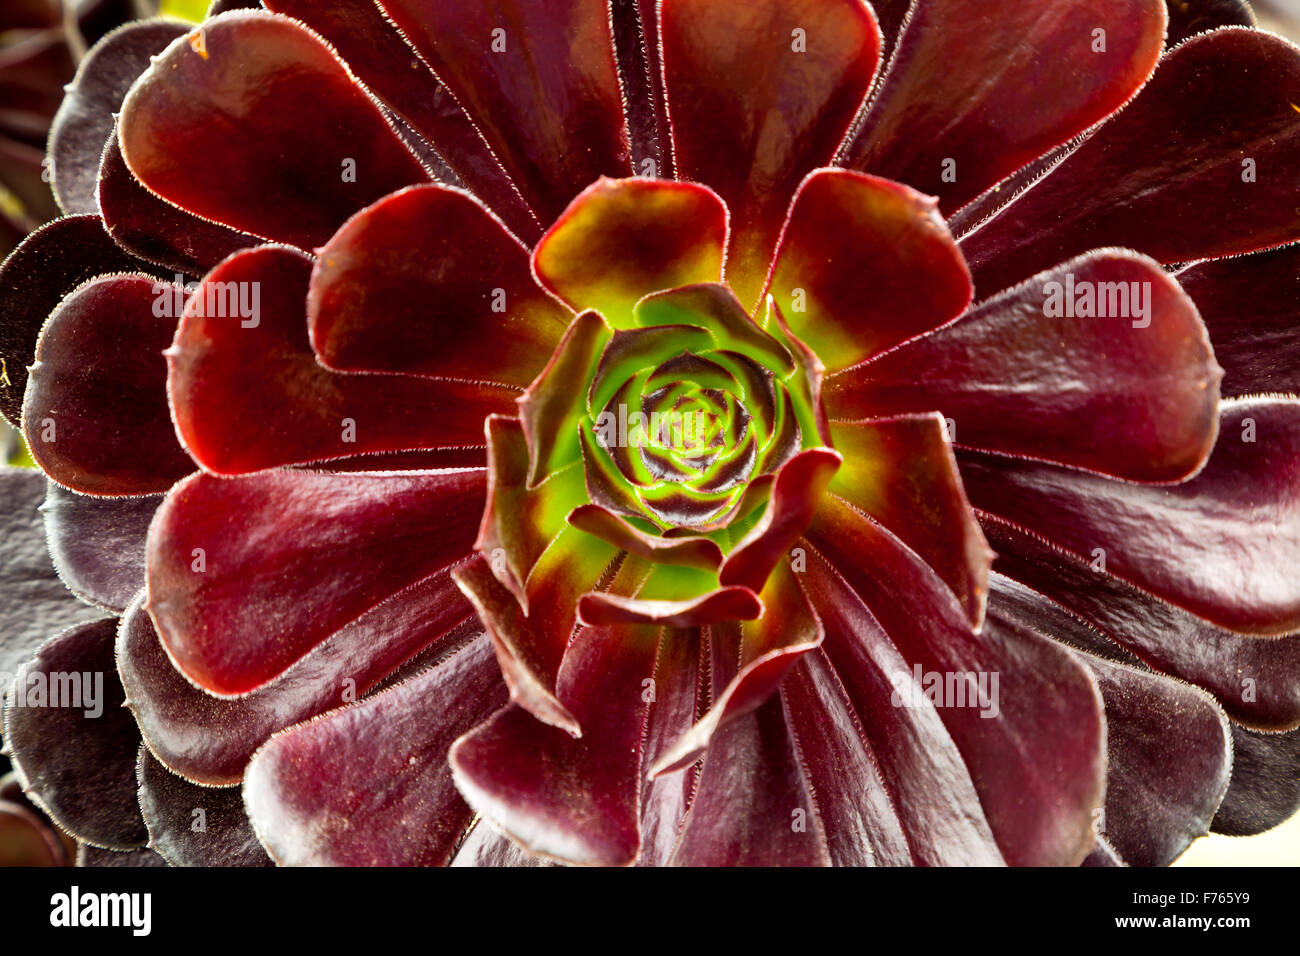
[1,0,1298,867]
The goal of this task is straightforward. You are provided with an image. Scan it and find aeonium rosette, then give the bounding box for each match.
[456,176,850,774]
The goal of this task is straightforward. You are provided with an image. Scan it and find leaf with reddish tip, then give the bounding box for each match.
[264,0,539,241]
[807,495,1106,866]
[168,245,517,473]
[517,310,611,485]
[0,215,164,426]
[137,748,271,866]
[961,29,1300,294]
[145,468,485,696]
[376,0,631,226]
[651,562,819,776]
[532,178,727,323]
[309,185,570,387]
[960,398,1300,636]
[47,20,188,215]
[244,635,507,866]
[118,11,429,249]
[4,619,147,849]
[569,504,723,570]
[661,0,881,309]
[830,414,991,626]
[765,170,973,372]
[719,447,840,592]
[1177,244,1300,398]
[982,518,1300,731]
[23,274,195,496]
[842,0,1166,213]
[121,575,478,785]
[98,136,259,277]
[43,484,161,612]
[828,252,1223,483]
[450,626,662,866]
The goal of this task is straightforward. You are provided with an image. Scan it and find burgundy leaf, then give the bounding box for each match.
[808,495,1106,866]
[4,618,147,849]
[960,398,1300,636]
[118,11,430,249]
[23,273,195,495]
[263,0,540,242]
[828,251,1223,482]
[661,0,881,308]
[0,468,107,679]
[120,582,477,785]
[961,29,1300,294]
[987,587,1232,866]
[532,178,727,324]
[651,562,820,775]
[450,626,660,866]
[98,136,259,277]
[1212,724,1300,836]
[799,555,1006,865]
[1177,243,1300,398]
[670,694,831,866]
[829,414,991,626]
[842,0,1166,213]
[137,747,271,866]
[983,516,1300,731]
[244,635,507,866]
[0,215,163,426]
[309,185,570,386]
[145,467,485,696]
[48,20,187,215]
[168,245,517,473]
[765,169,973,372]
[376,0,631,225]
[43,483,161,612]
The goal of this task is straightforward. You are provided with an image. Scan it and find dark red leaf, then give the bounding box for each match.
[118,11,430,249]
[244,635,507,865]
[145,467,484,696]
